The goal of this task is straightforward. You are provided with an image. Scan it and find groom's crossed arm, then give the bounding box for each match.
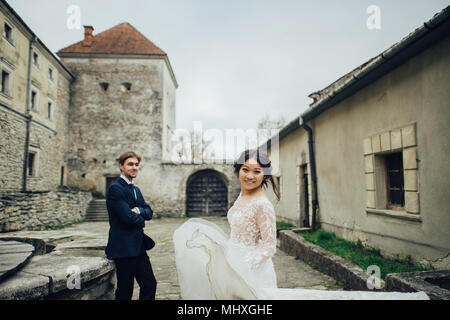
[134,187,153,221]
[107,185,145,228]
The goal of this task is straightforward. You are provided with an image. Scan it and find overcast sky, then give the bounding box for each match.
[8,0,448,157]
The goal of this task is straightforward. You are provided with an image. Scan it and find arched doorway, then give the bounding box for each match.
[186,170,228,217]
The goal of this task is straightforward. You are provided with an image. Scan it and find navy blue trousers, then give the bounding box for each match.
[113,245,157,300]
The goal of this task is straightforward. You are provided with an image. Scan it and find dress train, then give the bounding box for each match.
[173,218,429,300]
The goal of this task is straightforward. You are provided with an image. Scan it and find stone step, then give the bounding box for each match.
[85,199,109,221]
[86,212,108,216]
[86,209,107,213]
[0,240,35,282]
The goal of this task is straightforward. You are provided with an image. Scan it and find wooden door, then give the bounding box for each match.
[186,171,228,216]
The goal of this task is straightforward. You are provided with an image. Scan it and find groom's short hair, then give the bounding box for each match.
[117,151,141,166]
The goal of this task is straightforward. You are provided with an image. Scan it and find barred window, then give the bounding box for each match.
[385,153,405,208]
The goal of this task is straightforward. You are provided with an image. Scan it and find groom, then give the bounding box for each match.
[105,151,157,300]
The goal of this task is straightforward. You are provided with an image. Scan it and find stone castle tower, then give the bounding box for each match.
[0,2,239,231]
[57,23,177,196]
[57,24,239,216]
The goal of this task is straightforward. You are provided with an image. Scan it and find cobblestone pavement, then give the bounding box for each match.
[2,216,343,300]
[135,216,343,300]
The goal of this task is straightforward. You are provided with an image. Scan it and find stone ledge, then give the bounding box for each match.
[0,240,35,282]
[278,230,385,291]
[386,270,450,300]
[0,249,115,300]
[366,208,422,222]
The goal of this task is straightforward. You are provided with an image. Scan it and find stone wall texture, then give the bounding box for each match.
[0,108,27,191]
[0,189,92,232]
[61,58,165,195]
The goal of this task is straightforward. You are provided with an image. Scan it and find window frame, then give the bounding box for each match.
[3,21,15,46]
[374,152,405,211]
[48,67,54,83]
[27,147,40,177]
[364,123,420,221]
[0,64,13,97]
[30,86,39,112]
[32,49,41,69]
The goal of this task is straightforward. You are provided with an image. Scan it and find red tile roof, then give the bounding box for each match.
[57,22,166,56]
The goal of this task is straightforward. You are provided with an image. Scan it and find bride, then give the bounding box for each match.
[173,149,429,300]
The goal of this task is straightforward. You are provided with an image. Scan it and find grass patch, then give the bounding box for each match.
[276,221,295,229]
[299,229,434,279]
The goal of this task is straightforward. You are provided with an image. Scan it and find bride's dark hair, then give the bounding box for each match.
[233,149,280,201]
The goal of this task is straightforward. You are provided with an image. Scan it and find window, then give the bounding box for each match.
[27,152,37,176]
[48,68,54,81]
[375,152,405,210]
[33,51,40,68]
[100,82,109,92]
[364,123,420,218]
[121,82,132,92]
[386,153,405,208]
[47,100,53,120]
[60,166,65,186]
[3,22,14,44]
[31,89,38,111]
[1,69,11,95]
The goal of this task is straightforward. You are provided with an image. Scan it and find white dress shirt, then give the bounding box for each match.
[120,174,139,213]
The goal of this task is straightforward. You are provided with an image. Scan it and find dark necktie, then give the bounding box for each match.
[130,184,137,200]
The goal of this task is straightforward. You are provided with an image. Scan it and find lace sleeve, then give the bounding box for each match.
[245,200,277,270]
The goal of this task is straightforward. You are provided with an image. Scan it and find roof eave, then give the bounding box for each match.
[264,5,450,150]
[56,52,178,88]
[301,6,450,123]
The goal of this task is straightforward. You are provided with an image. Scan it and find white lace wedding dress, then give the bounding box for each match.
[173,194,429,300]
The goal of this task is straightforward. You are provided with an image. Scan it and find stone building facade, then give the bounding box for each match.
[57,22,240,216]
[265,7,450,265]
[0,0,91,231]
[0,1,240,231]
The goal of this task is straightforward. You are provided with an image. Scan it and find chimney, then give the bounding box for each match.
[82,25,94,47]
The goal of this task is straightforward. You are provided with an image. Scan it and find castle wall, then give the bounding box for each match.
[0,107,27,191]
[60,57,166,196]
[135,162,241,217]
[0,189,92,232]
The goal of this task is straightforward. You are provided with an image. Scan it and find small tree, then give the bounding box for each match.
[175,130,215,163]
[257,113,286,130]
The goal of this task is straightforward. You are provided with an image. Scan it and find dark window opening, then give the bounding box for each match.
[31,90,37,110]
[386,153,405,208]
[121,82,132,92]
[33,52,39,67]
[100,82,109,91]
[60,166,65,186]
[4,23,12,42]
[47,101,52,119]
[27,152,36,176]
[1,70,10,95]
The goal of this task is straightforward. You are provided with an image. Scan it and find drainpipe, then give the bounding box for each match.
[299,116,319,232]
[22,36,37,192]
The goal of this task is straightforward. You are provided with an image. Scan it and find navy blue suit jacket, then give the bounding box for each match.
[105,177,154,260]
